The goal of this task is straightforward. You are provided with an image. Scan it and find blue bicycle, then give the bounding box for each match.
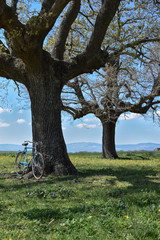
[15,141,44,179]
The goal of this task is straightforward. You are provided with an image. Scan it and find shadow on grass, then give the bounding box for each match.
[55,167,160,196]
[1,165,160,199]
[118,151,160,160]
[0,174,17,180]
[21,205,90,221]
[118,156,150,160]
[22,208,62,221]
[85,166,159,184]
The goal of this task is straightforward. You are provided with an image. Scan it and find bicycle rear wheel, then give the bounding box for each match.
[32,152,44,179]
[15,152,27,177]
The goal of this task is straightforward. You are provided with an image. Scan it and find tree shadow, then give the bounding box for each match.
[118,156,150,160]
[0,171,17,180]
[56,166,160,197]
[22,208,62,221]
[1,165,160,203]
[118,151,160,160]
[20,204,90,222]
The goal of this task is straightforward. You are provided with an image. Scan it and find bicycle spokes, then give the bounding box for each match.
[32,153,44,179]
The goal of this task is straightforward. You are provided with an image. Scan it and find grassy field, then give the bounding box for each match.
[0,152,160,240]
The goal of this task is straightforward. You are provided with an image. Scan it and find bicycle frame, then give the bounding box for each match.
[19,143,36,168]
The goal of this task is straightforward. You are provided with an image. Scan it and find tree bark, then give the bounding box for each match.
[28,73,77,176]
[102,120,118,159]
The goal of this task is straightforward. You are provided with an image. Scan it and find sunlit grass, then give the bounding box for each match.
[0,152,160,239]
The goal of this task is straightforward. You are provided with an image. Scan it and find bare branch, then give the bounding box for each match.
[87,0,95,13]
[79,11,94,27]
[151,70,160,95]
[116,38,160,55]
[81,77,97,103]
[61,101,77,118]
[67,78,87,105]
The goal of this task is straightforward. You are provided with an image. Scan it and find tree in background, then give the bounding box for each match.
[61,0,160,159]
[0,0,122,175]
[62,52,160,158]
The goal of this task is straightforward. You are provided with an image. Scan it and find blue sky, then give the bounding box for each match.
[0,80,160,145]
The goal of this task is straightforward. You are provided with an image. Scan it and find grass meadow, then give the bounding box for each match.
[0,152,160,240]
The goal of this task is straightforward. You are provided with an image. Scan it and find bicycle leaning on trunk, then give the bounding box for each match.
[15,141,44,179]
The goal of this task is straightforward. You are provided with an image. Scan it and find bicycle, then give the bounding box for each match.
[15,141,44,179]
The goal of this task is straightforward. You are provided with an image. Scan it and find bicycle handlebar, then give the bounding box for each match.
[24,140,42,145]
[24,140,32,144]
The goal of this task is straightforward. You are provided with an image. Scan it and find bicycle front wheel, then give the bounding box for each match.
[15,152,27,177]
[32,152,44,179]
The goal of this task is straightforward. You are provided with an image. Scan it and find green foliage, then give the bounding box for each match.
[0,152,160,239]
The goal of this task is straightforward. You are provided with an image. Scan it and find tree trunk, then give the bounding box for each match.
[28,73,78,176]
[102,120,118,159]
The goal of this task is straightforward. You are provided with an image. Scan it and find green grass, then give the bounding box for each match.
[0,152,160,240]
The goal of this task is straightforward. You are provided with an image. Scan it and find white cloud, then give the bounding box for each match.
[119,113,141,121]
[76,123,97,129]
[28,122,32,126]
[62,126,66,130]
[83,118,96,123]
[0,120,10,127]
[0,107,11,114]
[83,117,100,123]
[16,119,26,124]
[156,110,160,115]
[18,109,23,114]
[88,124,97,128]
[0,107,4,114]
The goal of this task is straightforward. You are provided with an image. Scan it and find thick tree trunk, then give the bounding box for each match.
[102,120,118,159]
[28,74,78,176]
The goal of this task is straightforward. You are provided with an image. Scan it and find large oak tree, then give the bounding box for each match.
[0,0,122,175]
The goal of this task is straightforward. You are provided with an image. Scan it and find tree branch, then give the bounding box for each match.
[84,0,121,59]
[11,0,18,12]
[63,77,101,119]
[61,101,77,118]
[0,1,24,32]
[26,0,71,43]
[81,77,97,103]
[40,0,56,13]
[126,71,160,114]
[52,0,81,60]
[0,53,27,85]
[0,40,10,54]
[67,78,87,105]
[64,0,121,79]
[115,38,160,56]
[79,11,94,27]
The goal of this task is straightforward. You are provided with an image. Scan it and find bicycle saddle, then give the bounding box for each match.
[22,142,28,146]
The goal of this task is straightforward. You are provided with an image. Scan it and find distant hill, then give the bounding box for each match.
[116,142,160,152]
[67,142,160,153]
[0,144,24,152]
[0,142,160,153]
[67,142,102,153]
